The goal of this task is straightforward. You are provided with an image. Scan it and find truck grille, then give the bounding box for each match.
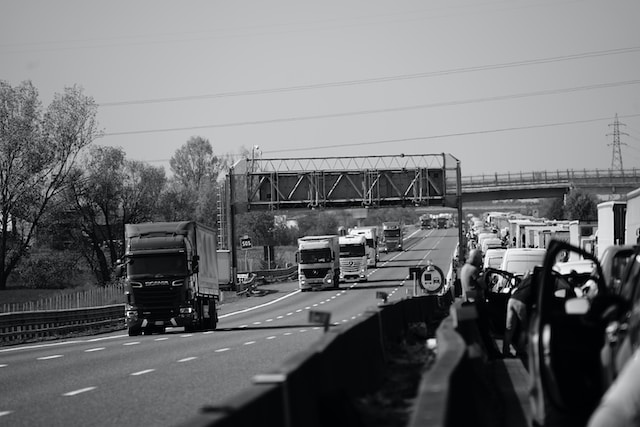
[132,286,180,319]
[340,261,360,273]
[302,268,329,279]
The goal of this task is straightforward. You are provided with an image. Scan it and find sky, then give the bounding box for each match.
[2,0,640,177]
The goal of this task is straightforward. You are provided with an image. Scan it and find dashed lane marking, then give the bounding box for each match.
[154,337,169,341]
[0,411,12,417]
[84,347,105,353]
[37,355,63,360]
[177,357,198,363]
[131,369,155,376]
[63,387,96,396]
[244,341,256,345]
[215,348,230,353]
[123,342,139,346]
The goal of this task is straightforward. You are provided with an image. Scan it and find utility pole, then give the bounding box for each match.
[607,113,628,171]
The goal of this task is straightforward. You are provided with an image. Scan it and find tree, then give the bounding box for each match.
[564,189,598,221]
[168,136,222,226]
[61,146,166,285]
[0,81,100,290]
[540,197,566,221]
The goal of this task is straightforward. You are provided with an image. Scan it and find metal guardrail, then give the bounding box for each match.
[0,305,124,346]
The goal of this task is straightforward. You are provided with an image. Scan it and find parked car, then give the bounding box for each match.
[527,240,627,427]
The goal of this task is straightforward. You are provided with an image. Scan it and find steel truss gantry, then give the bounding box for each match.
[230,154,462,212]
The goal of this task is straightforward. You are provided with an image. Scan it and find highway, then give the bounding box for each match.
[0,227,458,426]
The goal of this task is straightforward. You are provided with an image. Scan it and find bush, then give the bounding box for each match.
[15,251,80,289]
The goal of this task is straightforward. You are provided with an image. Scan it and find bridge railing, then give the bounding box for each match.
[462,168,640,189]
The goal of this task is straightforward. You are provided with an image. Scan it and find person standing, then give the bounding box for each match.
[460,249,500,358]
[503,271,534,360]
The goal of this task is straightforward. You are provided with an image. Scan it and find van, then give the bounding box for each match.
[499,248,546,277]
[483,248,507,270]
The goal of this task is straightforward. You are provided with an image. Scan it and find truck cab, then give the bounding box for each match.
[339,234,368,282]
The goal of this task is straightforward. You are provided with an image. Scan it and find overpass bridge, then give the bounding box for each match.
[228,154,640,211]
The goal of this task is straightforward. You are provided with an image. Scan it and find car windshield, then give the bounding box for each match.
[127,253,187,278]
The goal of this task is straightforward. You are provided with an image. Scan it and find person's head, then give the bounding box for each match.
[467,249,483,267]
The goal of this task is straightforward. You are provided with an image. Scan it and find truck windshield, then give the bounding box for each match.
[127,254,188,277]
[385,230,400,237]
[300,248,332,263]
[340,244,366,257]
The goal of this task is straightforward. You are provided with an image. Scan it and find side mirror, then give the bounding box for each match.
[192,255,200,273]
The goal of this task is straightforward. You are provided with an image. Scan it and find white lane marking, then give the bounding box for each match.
[276,316,284,319]
[84,347,105,353]
[215,348,230,353]
[131,369,155,376]
[253,321,262,325]
[0,340,84,354]
[63,387,96,396]
[0,364,8,368]
[295,309,302,313]
[0,411,12,417]
[37,355,63,360]
[283,332,292,336]
[304,306,311,310]
[266,336,276,340]
[239,324,248,328]
[87,335,128,342]
[286,312,293,316]
[265,318,274,322]
[154,337,169,341]
[219,289,301,318]
[244,341,256,345]
[203,331,214,335]
[123,342,139,346]
[299,329,308,333]
[178,357,198,363]
[181,334,193,338]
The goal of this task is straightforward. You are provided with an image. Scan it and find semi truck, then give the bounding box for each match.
[381,221,403,252]
[297,235,340,291]
[338,234,368,282]
[349,226,379,267]
[121,221,220,336]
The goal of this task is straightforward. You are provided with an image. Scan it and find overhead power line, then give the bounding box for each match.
[101,79,640,137]
[131,113,640,163]
[97,46,640,107]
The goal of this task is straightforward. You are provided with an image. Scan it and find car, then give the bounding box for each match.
[527,240,627,427]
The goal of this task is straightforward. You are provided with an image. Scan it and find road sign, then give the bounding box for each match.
[240,235,252,249]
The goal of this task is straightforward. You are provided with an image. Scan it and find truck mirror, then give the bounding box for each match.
[295,252,299,263]
[192,255,200,273]
[114,264,124,278]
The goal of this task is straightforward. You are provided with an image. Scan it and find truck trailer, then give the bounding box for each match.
[381,221,403,252]
[297,235,340,291]
[121,221,220,336]
[339,234,368,282]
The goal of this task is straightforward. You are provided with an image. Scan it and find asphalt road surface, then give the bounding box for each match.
[0,227,458,426]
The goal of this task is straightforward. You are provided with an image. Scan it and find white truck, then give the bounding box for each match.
[349,226,379,267]
[297,235,340,291]
[596,201,627,258]
[338,234,368,282]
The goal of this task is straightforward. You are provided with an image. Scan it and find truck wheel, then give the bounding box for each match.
[128,326,142,336]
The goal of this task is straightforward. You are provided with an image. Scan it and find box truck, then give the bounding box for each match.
[121,221,219,336]
[297,235,340,291]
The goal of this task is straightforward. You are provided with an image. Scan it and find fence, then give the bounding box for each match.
[1,283,125,313]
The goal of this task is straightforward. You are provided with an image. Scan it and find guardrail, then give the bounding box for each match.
[0,305,124,345]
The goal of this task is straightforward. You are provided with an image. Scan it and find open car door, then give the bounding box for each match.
[528,240,627,427]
